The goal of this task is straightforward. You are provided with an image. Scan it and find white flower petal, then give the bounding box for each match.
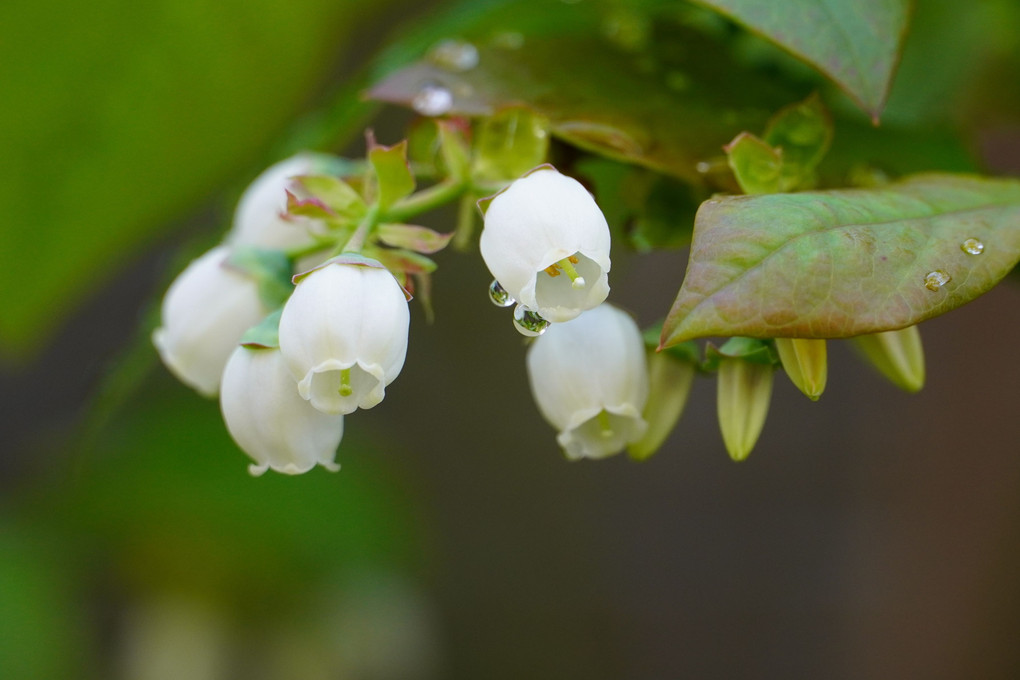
[227,153,335,252]
[220,346,343,475]
[278,260,410,415]
[152,246,267,396]
[481,168,611,322]
[526,303,649,459]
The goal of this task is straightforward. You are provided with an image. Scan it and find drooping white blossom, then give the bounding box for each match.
[526,303,649,460]
[278,257,410,415]
[220,346,343,475]
[480,167,611,323]
[227,153,335,252]
[152,246,267,397]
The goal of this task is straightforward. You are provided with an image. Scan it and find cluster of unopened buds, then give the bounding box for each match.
[154,124,928,474]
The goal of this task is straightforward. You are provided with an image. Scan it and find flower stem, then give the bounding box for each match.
[384,179,467,223]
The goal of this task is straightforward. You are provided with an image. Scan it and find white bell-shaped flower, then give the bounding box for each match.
[152,246,267,397]
[480,167,611,323]
[220,346,343,475]
[526,303,649,460]
[278,257,410,415]
[227,153,333,251]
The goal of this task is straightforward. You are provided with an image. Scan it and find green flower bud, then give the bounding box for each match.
[715,338,775,462]
[850,326,925,393]
[628,343,698,461]
[774,338,827,401]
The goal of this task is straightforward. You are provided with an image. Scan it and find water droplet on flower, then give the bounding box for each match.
[427,39,479,72]
[924,270,951,291]
[412,83,453,116]
[961,238,984,255]
[491,31,524,50]
[513,304,550,337]
[696,161,711,174]
[488,280,515,307]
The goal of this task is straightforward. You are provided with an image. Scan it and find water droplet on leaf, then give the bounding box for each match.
[924,270,951,291]
[488,280,515,307]
[412,83,453,116]
[961,238,984,255]
[513,304,550,336]
[427,39,479,72]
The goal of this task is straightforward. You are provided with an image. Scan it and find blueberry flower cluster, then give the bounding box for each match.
[154,153,412,475]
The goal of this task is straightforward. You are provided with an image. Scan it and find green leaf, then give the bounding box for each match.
[472,107,551,182]
[691,0,911,120]
[662,174,1020,346]
[0,0,400,359]
[762,92,832,189]
[368,3,799,182]
[725,132,783,194]
[368,139,416,211]
[294,174,367,219]
[376,224,454,254]
[225,247,293,310]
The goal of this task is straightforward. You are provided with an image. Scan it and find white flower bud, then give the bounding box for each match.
[278,258,410,415]
[220,346,343,475]
[152,246,267,396]
[480,167,611,323]
[227,153,334,251]
[526,303,649,460]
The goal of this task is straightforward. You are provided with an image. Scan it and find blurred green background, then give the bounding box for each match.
[2,0,1020,678]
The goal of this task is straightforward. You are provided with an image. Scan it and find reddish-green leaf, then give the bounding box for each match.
[367,139,415,210]
[692,0,911,120]
[661,174,1020,346]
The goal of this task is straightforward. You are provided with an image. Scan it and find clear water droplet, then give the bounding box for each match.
[924,270,951,291]
[696,161,712,174]
[412,83,453,116]
[513,304,550,337]
[488,280,515,307]
[961,238,984,255]
[427,39,479,72]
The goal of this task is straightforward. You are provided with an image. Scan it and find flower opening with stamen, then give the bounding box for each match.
[278,255,410,415]
[526,303,649,460]
[480,166,611,323]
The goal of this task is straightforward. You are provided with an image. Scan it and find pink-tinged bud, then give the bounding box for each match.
[152,246,267,396]
[220,346,342,475]
[526,304,648,460]
[481,167,611,323]
[278,258,410,415]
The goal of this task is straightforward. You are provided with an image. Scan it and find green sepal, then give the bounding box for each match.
[703,337,777,371]
[762,93,832,191]
[376,224,454,254]
[725,132,782,195]
[472,107,551,183]
[240,309,283,349]
[225,246,293,309]
[628,348,697,462]
[293,174,367,219]
[285,191,337,220]
[367,136,416,211]
[291,252,387,284]
[372,248,437,275]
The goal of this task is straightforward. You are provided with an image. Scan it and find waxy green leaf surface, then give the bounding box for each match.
[369,10,797,183]
[661,174,1020,346]
[693,0,911,120]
